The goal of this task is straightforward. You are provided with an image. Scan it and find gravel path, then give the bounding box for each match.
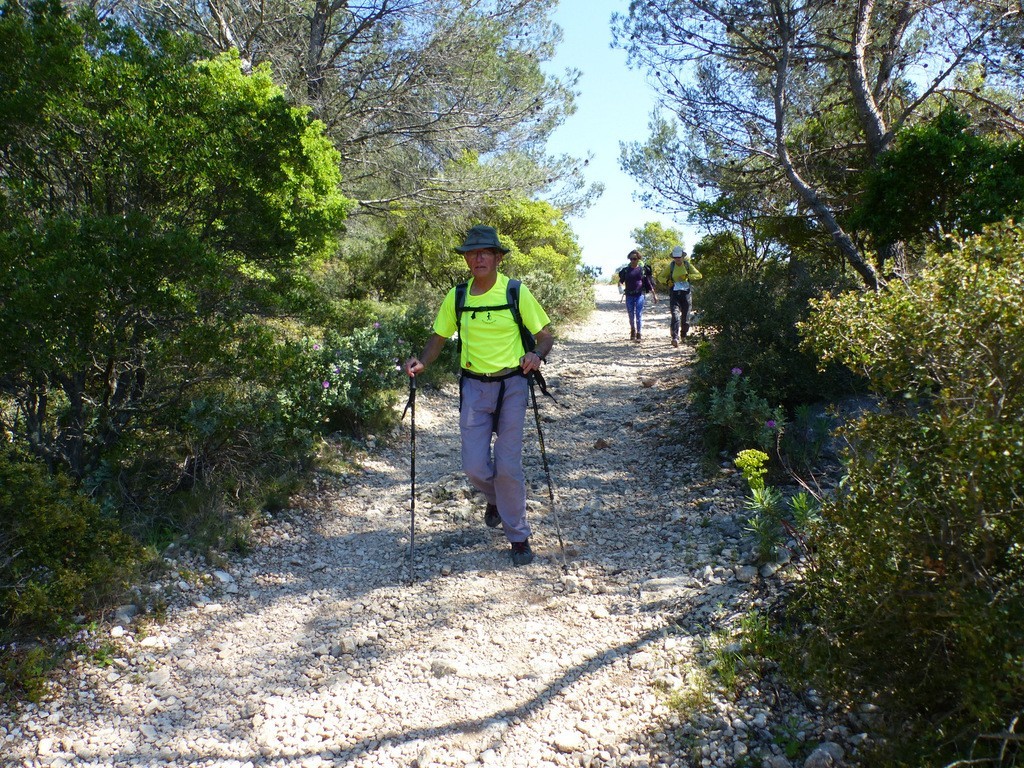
[2,285,867,768]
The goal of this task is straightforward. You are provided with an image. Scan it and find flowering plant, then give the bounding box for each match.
[704,368,786,454]
[734,449,770,491]
[279,322,409,436]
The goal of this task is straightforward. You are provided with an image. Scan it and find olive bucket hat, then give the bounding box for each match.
[454,224,510,254]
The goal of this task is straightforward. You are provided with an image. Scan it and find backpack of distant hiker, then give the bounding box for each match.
[617,264,654,295]
[642,264,653,294]
[454,279,536,358]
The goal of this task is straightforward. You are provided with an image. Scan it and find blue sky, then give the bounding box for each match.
[543,0,699,277]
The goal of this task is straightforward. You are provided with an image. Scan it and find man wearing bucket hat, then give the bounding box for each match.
[658,245,702,347]
[405,225,553,567]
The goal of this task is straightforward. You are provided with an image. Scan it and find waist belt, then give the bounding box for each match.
[460,368,522,434]
[460,367,522,382]
[459,367,559,433]
[672,287,691,292]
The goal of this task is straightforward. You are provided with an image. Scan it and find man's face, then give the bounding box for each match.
[464,248,501,278]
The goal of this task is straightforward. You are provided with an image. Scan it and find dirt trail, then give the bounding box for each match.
[3,284,853,768]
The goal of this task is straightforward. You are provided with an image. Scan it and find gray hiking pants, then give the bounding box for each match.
[459,373,531,543]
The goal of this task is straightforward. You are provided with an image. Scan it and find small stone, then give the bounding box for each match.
[553,731,585,753]
[430,659,460,678]
[629,652,654,670]
[735,565,759,583]
[114,604,139,623]
[804,742,844,768]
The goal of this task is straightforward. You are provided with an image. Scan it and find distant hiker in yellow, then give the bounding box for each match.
[658,245,702,347]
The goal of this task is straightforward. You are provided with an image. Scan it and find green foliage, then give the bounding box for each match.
[708,634,741,693]
[787,492,822,535]
[279,322,408,437]
[336,197,592,333]
[734,449,770,491]
[0,450,139,635]
[796,222,1024,762]
[491,198,594,325]
[738,610,776,660]
[0,8,351,482]
[663,663,714,718]
[853,107,1024,249]
[745,486,786,564]
[779,405,832,472]
[690,233,858,416]
[699,368,785,456]
[0,643,54,704]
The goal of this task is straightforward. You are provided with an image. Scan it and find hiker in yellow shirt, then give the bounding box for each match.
[405,225,553,567]
[658,245,702,347]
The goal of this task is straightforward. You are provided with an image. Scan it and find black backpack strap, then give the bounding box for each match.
[454,281,468,359]
[506,279,536,355]
[506,280,558,402]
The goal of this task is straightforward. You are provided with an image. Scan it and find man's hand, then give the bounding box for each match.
[406,334,446,377]
[404,357,424,377]
[520,350,544,374]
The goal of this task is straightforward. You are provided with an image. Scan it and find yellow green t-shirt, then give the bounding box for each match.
[433,274,550,373]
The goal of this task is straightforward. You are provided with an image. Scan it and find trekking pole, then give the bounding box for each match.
[528,374,569,572]
[401,374,417,581]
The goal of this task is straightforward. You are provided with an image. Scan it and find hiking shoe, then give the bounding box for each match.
[672,338,679,348]
[510,540,534,566]
[629,329,636,340]
[635,333,642,343]
[484,503,501,528]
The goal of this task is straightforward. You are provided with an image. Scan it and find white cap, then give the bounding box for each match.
[671,246,684,258]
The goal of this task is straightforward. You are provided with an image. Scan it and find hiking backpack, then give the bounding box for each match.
[619,263,654,294]
[453,279,536,360]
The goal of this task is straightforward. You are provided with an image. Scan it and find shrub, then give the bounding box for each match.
[280,321,408,437]
[734,449,770,491]
[796,222,1024,764]
[0,450,139,635]
[691,250,857,412]
[699,367,786,456]
[0,10,350,482]
[779,404,832,471]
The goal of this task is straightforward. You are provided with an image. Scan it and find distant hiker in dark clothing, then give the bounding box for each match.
[617,249,657,342]
[404,225,553,567]
[658,245,702,347]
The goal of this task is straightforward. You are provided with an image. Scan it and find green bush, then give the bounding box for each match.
[0,9,350,482]
[796,222,1024,764]
[280,321,410,437]
[0,450,139,635]
[691,252,857,413]
[698,367,785,456]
